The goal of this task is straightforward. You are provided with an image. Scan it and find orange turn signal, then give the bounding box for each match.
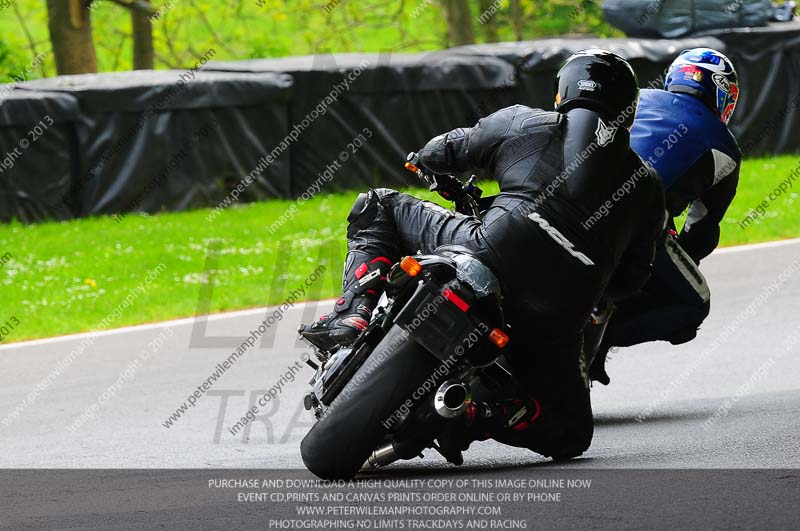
[404,161,419,173]
[488,328,509,348]
[400,256,422,277]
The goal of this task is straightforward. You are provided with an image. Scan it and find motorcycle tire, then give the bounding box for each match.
[300,325,441,479]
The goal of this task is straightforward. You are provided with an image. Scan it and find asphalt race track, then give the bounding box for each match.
[1,238,799,529]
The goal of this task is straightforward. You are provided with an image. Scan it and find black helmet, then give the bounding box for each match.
[554,49,639,129]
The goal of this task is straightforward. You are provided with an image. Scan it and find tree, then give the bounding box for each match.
[46,0,98,75]
[45,0,156,74]
[107,0,156,69]
[478,0,499,43]
[442,0,475,46]
[131,2,155,69]
[510,0,525,41]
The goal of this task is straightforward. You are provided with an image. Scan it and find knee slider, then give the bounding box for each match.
[347,191,373,224]
[546,424,593,461]
[346,191,378,237]
[550,440,591,461]
[686,298,711,325]
[346,188,400,238]
[699,298,711,320]
[668,325,699,345]
[669,299,710,346]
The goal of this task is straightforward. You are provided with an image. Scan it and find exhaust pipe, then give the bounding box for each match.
[434,380,471,419]
[367,381,471,469]
[367,443,399,469]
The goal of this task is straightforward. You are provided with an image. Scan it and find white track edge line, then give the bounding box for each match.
[3,237,799,349]
[0,298,336,350]
[713,237,800,254]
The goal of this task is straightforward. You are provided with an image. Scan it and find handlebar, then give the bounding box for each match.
[404,152,484,217]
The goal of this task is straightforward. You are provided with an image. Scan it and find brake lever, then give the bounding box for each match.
[405,152,461,197]
[404,153,433,187]
[405,152,482,216]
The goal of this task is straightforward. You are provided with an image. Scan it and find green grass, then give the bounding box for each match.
[714,157,800,243]
[0,155,797,342]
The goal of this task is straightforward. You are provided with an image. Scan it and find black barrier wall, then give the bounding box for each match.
[4,70,293,221]
[206,52,519,196]
[1,25,798,222]
[445,36,729,113]
[601,0,772,38]
[703,23,800,156]
[0,91,80,222]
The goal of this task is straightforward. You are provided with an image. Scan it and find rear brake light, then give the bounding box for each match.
[488,328,509,348]
[442,288,470,312]
[400,256,422,277]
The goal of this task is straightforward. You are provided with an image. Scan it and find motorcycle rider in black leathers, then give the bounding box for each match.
[300,50,666,460]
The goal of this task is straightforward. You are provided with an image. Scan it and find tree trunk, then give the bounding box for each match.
[510,0,524,41]
[132,4,155,70]
[46,0,98,75]
[478,0,499,42]
[443,0,475,46]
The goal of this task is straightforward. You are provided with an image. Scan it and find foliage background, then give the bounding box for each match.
[0,0,618,80]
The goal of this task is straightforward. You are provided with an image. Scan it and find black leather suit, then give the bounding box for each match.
[346,104,665,457]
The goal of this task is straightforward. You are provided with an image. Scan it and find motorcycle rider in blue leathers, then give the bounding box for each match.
[589,48,742,384]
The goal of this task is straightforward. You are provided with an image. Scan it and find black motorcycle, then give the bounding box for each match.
[299,154,610,479]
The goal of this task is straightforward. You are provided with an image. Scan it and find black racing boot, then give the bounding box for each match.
[588,341,612,386]
[436,397,541,464]
[298,252,392,352]
[585,300,615,386]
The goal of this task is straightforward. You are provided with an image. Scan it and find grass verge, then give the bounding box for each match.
[0,155,797,342]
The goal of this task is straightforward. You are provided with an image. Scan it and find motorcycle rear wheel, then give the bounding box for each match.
[300,325,441,479]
